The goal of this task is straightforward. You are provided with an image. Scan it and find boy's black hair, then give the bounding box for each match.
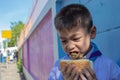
[54,4,93,33]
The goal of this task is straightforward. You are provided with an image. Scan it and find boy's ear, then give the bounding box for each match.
[90,26,96,39]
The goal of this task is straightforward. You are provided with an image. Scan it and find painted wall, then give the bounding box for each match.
[56,0,120,66]
[18,0,50,49]
[81,0,120,66]
[20,0,56,79]
[22,9,54,80]
[22,41,29,69]
[29,9,54,80]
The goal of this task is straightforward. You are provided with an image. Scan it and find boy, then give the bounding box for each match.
[48,4,120,80]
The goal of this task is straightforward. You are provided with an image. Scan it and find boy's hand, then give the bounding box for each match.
[79,66,97,80]
[61,64,97,80]
[61,63,78,80]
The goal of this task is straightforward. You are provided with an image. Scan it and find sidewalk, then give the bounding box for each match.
[0,62,26,80]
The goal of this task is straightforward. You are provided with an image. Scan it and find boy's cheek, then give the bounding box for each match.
[62,46,67,52]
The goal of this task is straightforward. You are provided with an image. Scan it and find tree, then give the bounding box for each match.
[8,21,25,47]
[3,40,6,49]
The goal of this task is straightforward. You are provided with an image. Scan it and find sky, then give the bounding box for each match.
[0,0,33,40]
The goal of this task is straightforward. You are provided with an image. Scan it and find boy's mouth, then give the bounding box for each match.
[69,51,85,59]
[69,51,80,59]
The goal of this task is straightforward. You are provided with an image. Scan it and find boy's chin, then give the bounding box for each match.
[69,55,81,60]
[69,54,85,60]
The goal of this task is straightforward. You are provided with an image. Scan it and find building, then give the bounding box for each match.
[0,38,5,53]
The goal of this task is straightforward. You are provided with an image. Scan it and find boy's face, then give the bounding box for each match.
[58,26,93,59]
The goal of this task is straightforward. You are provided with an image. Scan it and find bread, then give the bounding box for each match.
[60,59,92,72]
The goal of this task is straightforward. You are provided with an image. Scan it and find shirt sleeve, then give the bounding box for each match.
[48,68,56,80]
[110,61,120,80]
[48,60,63,80]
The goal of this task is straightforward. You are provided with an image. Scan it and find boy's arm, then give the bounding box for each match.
[48,69,56,80]
[48,60,63,80]
[110,62,120,79]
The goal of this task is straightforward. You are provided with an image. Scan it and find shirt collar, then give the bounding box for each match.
[85,44,94,59]
[85,42,100,59]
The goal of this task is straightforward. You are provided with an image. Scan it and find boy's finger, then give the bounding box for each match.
[69,64,76,79]
[66,64,75,77]
[82,68,92,80]
[73,72,80,80]
[61,64,68,74]
[86,67,97,79]
[80,73,87,80]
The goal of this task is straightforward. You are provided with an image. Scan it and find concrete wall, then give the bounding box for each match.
[18,0,56,79]
[18,0,51,49]
[22,8,54,80]
[83,0,120,66]
[28,9,54,80]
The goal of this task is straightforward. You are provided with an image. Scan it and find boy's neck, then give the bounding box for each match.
[83,45,92,57]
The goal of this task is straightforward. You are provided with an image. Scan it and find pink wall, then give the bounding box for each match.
[22,9,54,80]
[22,42,28,69]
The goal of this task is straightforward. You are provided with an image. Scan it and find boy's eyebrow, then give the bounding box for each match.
[70,34,78,38]
[70,34,82,39]
[60,33,81,39]
[60,36,66,39]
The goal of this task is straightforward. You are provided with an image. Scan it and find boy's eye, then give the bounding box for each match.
[73,37,80,41]
[61,40,67,44]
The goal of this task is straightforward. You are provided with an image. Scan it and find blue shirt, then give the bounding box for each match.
[48,43,120,80]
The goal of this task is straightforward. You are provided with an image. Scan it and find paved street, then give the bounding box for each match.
[0,62,26,80]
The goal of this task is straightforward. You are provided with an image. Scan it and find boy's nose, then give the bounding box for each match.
[67,43,75,51]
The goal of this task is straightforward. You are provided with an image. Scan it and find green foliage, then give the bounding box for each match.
[17,59,23,73]
[8,21,25,47]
